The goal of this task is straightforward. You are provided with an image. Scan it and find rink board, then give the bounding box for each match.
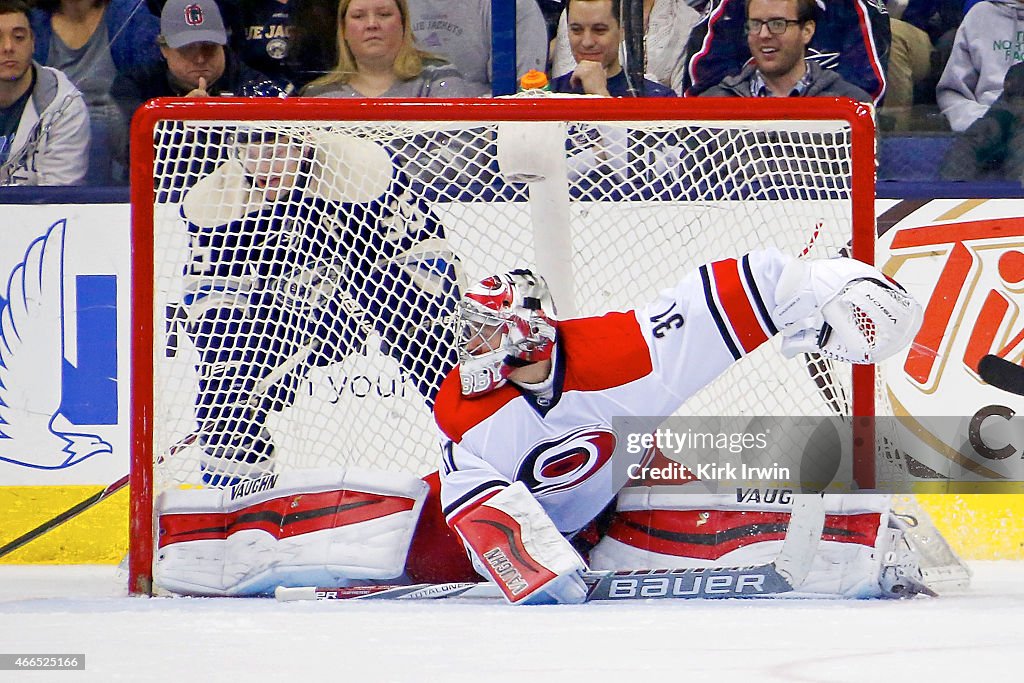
[3,196,1024,562]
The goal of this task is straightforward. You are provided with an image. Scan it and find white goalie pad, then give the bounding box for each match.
[591,490,926,598]
[154,468,427,596]
[773,256,923,364]
[181,130,394,229]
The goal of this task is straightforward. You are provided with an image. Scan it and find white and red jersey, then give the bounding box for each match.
[435,249,790,534]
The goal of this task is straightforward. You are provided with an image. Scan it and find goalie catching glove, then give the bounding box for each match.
[772,255,922,364]
[452,481,588,605]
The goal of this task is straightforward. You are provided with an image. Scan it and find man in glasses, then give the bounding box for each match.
[683,0,888,102]
[701,0,872,100]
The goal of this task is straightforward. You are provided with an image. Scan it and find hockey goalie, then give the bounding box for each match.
[154,211,968,599]
[432,255,952,605]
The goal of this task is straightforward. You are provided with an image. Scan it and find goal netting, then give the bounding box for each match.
[128,97,880,593]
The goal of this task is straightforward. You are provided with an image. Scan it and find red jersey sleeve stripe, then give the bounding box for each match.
[685,0,729,95]
[710,258,771,355]
[443,480,508,524]
[700,264,741,360]
[854,0,887,104]
[741,253,777,336]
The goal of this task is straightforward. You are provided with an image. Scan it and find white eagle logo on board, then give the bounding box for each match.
[0,219,113,469]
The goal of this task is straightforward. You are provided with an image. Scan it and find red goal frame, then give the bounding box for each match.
[127,97,877,595]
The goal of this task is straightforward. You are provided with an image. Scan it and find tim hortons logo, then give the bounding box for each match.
[887,217,1024,391]
[883,212,1024,473]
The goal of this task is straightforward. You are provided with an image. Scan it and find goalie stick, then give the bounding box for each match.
[275,494,826,603]
[277,565,797,602]
[0,474,128,559]
[978,354,1024,396]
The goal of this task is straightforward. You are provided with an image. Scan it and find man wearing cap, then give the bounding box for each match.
[113,0,289,109]
[111,0,291,185]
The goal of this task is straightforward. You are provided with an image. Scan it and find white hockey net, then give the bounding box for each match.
[131,97,881,589]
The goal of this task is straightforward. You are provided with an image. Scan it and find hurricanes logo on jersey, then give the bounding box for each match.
[515,426,616,496]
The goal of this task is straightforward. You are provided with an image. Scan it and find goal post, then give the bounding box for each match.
[128,96,877,596]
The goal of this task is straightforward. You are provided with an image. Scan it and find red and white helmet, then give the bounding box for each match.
[458,269,558,397]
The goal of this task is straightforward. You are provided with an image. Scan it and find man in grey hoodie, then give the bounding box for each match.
[699,0,872,101]
[937,0,1024,131]
[0,0,89,186]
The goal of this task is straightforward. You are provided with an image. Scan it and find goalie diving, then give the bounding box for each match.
[155,215,970,602]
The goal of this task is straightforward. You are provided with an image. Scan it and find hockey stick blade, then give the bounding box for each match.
[978,354,1024,396]
[276,495,825,603]
[276,582,499,601]
[276,564,796,603]
[0,474,129,559]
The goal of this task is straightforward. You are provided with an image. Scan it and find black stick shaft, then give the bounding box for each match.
[0,474,129,558]
[979,354,1024,396]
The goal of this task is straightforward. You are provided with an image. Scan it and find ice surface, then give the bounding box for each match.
[1,563,1021,682]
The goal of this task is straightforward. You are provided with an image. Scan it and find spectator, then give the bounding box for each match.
[546,0,673,188]
[682,0,890,105]
[881,3,935,130]
[300,0,485,97]
[231,0,294,83]
[700,0,871,100]
[149,1,299,82]
[112,0,289,122]
[940,60,1024,180]
[407,0,548,90]
[29,0,161,180]
[551,0,677,96]
[902,0,966,46]
[0,0,90,186]
[551,0,699,94]
[112,0,289,192]
[937,0,1024,132]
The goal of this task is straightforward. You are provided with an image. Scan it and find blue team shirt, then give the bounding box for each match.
[550,70,677,97]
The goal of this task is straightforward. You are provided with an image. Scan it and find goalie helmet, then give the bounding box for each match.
[458,269,558,397]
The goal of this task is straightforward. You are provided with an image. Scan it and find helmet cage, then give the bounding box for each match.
[457,270,557,397]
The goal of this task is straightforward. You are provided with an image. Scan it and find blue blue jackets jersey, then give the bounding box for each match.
[178,142,460,483]
[550,70,677,97]
[682,0,890,104]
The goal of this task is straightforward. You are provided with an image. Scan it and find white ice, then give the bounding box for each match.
[1,562,1022,682]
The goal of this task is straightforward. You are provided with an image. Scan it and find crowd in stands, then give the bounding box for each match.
[2,0,1023,186]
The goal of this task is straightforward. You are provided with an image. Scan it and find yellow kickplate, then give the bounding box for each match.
[0,486,128,564]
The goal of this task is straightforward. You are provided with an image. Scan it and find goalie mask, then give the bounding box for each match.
[458,269,558,397]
